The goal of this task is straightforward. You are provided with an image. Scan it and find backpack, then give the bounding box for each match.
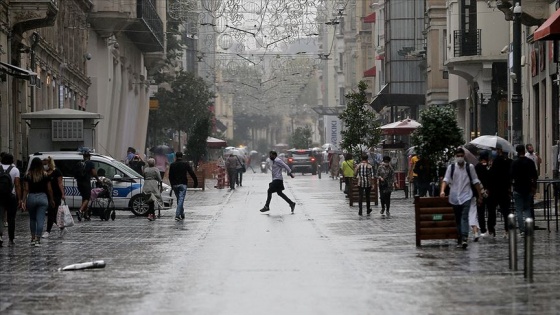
[448,163,478,197]
[73,161,87,179]
[0,166,14,195]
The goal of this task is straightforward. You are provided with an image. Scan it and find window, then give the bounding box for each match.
[91,162,126,179]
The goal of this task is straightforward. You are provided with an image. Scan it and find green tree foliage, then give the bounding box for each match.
[338,81,381,158]
[411,106,463,170]
[290,126,312,149]
[186,112,212,167]
[153,71,214,160]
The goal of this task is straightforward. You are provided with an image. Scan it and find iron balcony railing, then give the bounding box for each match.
[454,29,481,57]
[137,0,164,50]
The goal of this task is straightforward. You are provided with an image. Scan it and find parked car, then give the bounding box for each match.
[27,151,173,216]
[286,149,318,175]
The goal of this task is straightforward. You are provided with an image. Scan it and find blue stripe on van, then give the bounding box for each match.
[64,184,142,197]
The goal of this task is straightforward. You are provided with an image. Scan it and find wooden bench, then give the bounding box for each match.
[348,178,378,207]
[187,169,205,191]
[414,196,457,246]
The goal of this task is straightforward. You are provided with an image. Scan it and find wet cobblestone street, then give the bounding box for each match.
[1,172,560,314]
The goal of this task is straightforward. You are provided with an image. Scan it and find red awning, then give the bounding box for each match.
[363,66,376,77]
[363,12,376,23]
[534,8,560,41]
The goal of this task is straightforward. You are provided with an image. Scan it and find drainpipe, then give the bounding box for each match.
[30,32,40,112]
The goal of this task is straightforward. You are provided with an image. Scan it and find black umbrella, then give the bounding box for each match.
[150,145,174,155]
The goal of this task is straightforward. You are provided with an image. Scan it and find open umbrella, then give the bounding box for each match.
[207,137,227,149]
[150,145,173,155]
[469,135,514,152]
[460,146,479,165]
[380,118,421,135]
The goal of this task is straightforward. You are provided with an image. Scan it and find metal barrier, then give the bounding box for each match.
[524,218,535,282]
[508,213,518,271]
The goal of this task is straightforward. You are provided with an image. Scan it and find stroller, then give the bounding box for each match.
[89,178,116,221]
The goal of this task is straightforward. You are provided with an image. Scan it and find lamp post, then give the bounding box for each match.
[511,2,523,146]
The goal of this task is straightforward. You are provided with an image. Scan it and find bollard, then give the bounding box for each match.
[508,213,518,271]
[524,218,535,282]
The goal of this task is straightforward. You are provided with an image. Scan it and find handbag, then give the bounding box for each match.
[59,202,75,228]
[236,156,246,173]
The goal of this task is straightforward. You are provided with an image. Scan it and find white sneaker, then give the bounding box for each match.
[59,229,67,238]
[41,232,50,238]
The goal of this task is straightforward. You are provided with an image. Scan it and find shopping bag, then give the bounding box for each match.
[62,204,75,227]
[56,204,66,228]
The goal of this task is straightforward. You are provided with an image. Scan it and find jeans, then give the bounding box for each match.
[173,184,187,218]
[0,193,17,241]
[453,200,470,242]
[27,193,48,238]
[514,191,532,233]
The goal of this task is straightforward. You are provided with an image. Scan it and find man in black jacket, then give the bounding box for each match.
[475,152,492,236]
[169,152,198,221]
[511,145,538,235]
[488,144,512,237]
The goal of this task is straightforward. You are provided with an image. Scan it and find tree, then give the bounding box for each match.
[153,71,214,159]
[338,81,381,158]
[290,126,312,148]
[411,106,463,175]
[186,111,212,167]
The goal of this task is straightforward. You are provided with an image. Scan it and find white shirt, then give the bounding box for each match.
[525,152,539,170]
[443,162,480,205]
[1,163,20,195]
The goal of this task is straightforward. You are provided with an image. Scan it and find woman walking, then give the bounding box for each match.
[377,156,395,217]
[143,158,163,221]
[21,157,55,246]
[341,153,355,196]
[41,156,66,238]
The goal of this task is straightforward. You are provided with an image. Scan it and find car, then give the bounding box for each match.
[286,149,318,175]
[27,151,174,216]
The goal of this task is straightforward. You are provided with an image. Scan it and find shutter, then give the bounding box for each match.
[52,120,84,141]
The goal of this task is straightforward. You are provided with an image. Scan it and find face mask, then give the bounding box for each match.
[383,162,390,166]
[43,165,49,171]
[456,157,465,164]
[270,156,276,161]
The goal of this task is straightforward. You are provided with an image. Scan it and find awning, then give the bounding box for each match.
[207,137,227,148]
[363,66,376,77]
[369,84,425,112]
[0,61,37,80]
[534,8,560,41]
[215,119,227,132]
[363,12,376,23]
[311,106,346,116]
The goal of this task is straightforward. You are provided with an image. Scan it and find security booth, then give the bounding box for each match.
[21,108,103,156]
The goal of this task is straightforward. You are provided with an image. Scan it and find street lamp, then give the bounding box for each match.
[511,2,523,146]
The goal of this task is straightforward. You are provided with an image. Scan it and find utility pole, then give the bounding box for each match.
[511,2,523,146]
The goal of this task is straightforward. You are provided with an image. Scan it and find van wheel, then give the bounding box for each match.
[130,194,149,216]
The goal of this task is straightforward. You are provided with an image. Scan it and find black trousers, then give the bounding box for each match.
[358,186,371,212]
[227,169,236,190]
[265,180,292,207]
[0,193,17,241]
[46,198,62,233]
[488,194,511,232]
[476,197,490,234]
[380,191,392,211]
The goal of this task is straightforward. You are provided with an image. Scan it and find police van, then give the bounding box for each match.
[27,151,173,216]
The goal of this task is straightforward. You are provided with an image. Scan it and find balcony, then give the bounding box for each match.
[9,0,59,33]
[88,0,163,52]
[454,30,481,57]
